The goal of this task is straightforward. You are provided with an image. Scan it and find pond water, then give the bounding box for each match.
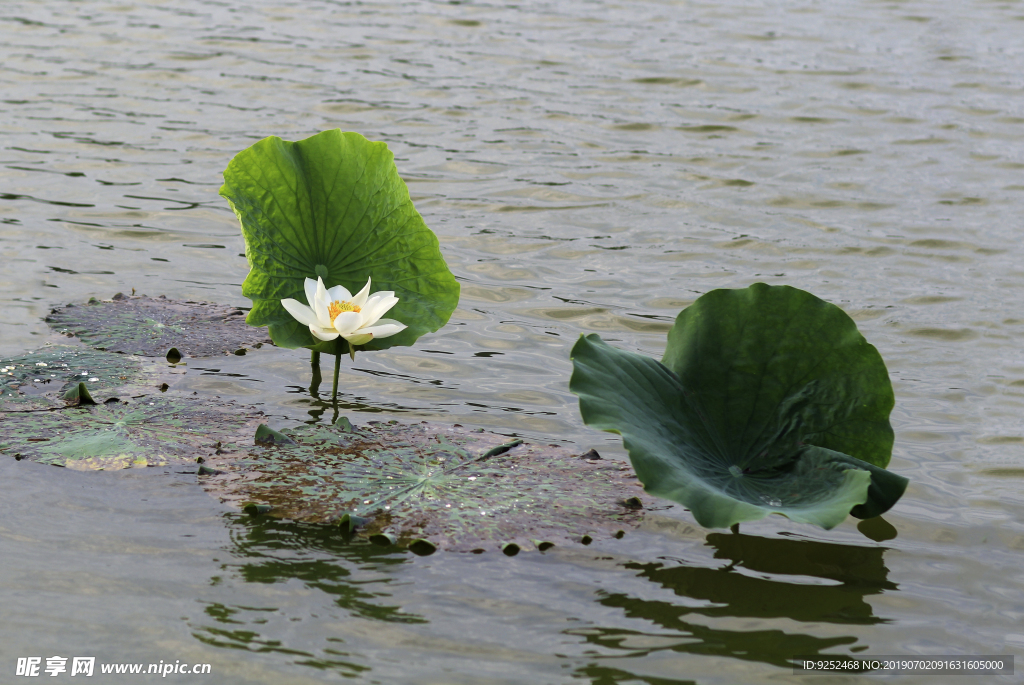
[2,0,1022,682]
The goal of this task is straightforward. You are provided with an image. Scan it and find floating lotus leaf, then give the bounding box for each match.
[202,420,647,553]
[0,345,151,410]
[571,283,908,531]
[219,129,459,354]
[46,294,270,358]
[0,394,264,470]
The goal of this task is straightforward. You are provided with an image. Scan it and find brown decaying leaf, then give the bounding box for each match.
[46,294,271,358]
[202,420,647,553]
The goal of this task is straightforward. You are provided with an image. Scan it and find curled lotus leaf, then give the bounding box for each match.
[0,394,264,470]
[0,345,157,410]
[46,294,270,358]
[201,420,647,553]
[62,382,96,405]
[570,283,908,531]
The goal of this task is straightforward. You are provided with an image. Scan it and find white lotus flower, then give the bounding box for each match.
[281,277,406,346]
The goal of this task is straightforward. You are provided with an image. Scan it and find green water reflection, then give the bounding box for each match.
[193,515,421,677]
[571,532,892,679]
[574,664,696,685]
[220,514,421,623]
[205,515,894,682]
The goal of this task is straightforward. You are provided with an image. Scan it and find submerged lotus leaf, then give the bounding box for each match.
[46,295,270,358]
[570,283,908,531]
[219,129,459,354]
[0,345,151,410]
[202,420,647,552]
[0,394,263,470]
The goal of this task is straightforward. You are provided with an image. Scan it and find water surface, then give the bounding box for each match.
[2,1,1023,683]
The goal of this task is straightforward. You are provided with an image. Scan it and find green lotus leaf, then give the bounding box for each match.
[570,283,908,530]
[1,395,263,470]
[219,129,459,354]
[62,381,97,405]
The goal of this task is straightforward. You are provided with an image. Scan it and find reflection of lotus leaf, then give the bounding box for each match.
[0,346,147,409]
[202,421,647,552]
[46,295,270,357]
[576,532,891,672]
[0,395,264,470]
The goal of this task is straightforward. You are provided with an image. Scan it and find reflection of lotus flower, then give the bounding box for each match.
[281,277,406,346]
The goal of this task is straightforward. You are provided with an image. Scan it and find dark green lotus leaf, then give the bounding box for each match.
[202,420,646,552]
[0,394,264,470]
[46,295,270,358]
[219,129,459,354]
[254,424,295,446]
[570,283,908,530]
[62,381,96,405]
[0,345,150,410]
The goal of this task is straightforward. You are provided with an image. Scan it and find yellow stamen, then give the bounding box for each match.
[328,300,360,323]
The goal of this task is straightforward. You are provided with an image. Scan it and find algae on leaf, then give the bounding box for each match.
[570,283,908,530]
[1,395,263,470]
[46,295,270,358]
[202,420,647,552]
[0,346,149,410]
[219,129,459,355]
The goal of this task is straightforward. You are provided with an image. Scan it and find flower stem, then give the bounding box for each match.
[331,340,343,408]
[309,351,322,397]
[332,355,341,403]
